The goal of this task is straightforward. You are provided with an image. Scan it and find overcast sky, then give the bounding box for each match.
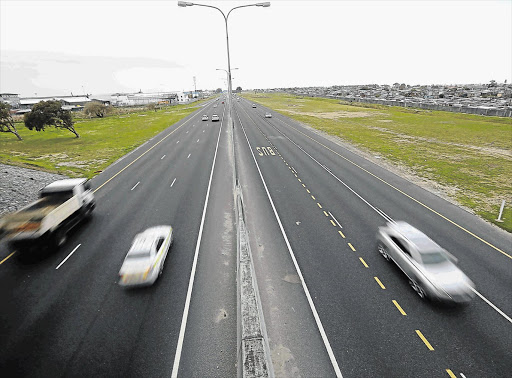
[1,0,511,97]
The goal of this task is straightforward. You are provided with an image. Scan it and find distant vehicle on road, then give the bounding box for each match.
[252,104,257,108]
[265,112,272,118]
[0,179,95,251]
[211,114,220,122]
[376,221,475,303]
[202,115,208,121]
[119,226,173,287]
[213,104,217,108]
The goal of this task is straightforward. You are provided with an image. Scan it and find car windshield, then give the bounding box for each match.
[420,251,448,264]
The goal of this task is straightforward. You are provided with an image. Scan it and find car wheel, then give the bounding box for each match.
[410,280,426,299]
[377,243,390,261]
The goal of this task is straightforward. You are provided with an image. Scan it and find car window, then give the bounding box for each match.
[127,249,151,259]
[390,236,411,257]
[421,251,448,264]
[155,237,165,251]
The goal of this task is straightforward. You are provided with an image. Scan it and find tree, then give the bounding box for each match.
[235,86,242,93]
[24,100,79,138]
[0,102,22,140]
[84,101,107,118]
[215,88,222,93]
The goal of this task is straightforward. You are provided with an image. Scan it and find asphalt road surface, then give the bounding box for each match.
[0,96,510,377]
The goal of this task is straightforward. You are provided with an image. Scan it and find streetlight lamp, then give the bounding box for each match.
[178,1,270,110]
[217,68,238,93]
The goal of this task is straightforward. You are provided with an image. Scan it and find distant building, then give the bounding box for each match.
[17,95,91,113]
[110,91,179,106]
[0,93,20,108]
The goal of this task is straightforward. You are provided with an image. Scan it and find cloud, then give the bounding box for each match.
[0,50,185,96]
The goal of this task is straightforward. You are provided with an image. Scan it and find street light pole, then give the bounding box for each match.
[178,1,270,109]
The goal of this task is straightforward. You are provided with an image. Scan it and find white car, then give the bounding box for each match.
[202,115,208,121]
[119,226,173,287]
[211,114,220,122]
[376,221,475,303]
[265,112,272,118]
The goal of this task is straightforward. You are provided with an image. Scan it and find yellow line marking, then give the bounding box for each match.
[306,189,311,193]
[298,178,302,182]
[359,257,369,268]
[338,231,346,238]
[294,173,297,177]
[374,277,386,289]
[317,203,322,208]
[302,184,306,188]
[330,219,337,227]
[323,211,329,216]
[348,243,356,251]
[94,119,188,193]
[311,195,316,200]
[285,125,511,260]
[446,369,456,378]
[0,251,16,265]
[416,330,434,351]
[392,300,407,315]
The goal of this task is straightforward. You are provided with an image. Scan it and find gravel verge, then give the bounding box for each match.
[0,163,68,217]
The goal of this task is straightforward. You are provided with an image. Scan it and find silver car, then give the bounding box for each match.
[119,226,173,287]
[376,221,475,303]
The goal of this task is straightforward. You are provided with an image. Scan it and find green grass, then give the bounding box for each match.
[243,92,512,232]
[0,103,202,178]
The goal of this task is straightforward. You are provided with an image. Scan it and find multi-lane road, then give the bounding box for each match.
[0,97,510,377]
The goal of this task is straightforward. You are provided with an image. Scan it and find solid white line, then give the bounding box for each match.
[131,181,140,191]
[187,154,191,159]
[328,211,343,229]
[171,121,223,378]
[468,286,512,324]
[170,178,176,187]
[237,109,343,377]
[56,244,81,270]
[161,155,166,160]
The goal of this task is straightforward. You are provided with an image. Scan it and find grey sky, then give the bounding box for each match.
[1,0,511,97]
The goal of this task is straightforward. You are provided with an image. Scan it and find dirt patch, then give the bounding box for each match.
[278,108,378,119]
[369,126,512,160]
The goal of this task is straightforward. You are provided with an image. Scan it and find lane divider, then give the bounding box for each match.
[416,329,435,351]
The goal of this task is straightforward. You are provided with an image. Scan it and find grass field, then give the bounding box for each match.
[243,92,512,232]
[0,103,202,178]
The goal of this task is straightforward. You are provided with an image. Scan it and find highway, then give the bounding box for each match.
[0,96,511,377]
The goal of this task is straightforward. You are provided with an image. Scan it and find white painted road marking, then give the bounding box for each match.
[187,154,191,159]
[56,244,81,270]
[328,211,343,228]
[171,119,224,378]
[170,178,176,187]
[468,286,512,324]
[131,182,140,191]
[177,140,180,144]
[197,139,200,143]
[161,155,166,160]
